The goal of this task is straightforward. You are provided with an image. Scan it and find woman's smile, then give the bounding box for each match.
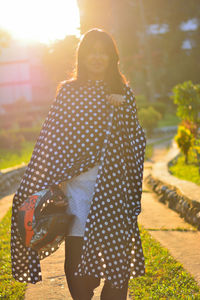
[84,40,109,79]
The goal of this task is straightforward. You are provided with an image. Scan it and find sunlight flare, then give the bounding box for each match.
[0,0,80,44]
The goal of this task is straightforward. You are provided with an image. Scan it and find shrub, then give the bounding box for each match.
[14,127,40,141]
[151,102,166,117]
[172,81,200,167]
[18,116,34,128]
[138,106,161,137]
[0,131,25,150]
[0,127,40,152]
[0,131,12,149]
[136,95,166,117]
[172,81,200,128]
[135,95,148,110]
[175,126,194,164]
[193,136,200,175]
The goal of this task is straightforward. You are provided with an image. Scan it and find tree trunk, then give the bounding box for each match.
[185,152,188,164]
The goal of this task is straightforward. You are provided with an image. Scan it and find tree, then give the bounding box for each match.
[42,35,79,85]
[172,81,200,128]
[175,126,194,164]
[76,0,200,100]
[77,0,113,34]
[172,80,200,168]
[138,106,161,136]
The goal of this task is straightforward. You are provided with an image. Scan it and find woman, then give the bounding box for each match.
[11,28,146,300]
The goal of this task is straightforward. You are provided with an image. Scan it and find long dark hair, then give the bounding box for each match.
[73,28,128,94]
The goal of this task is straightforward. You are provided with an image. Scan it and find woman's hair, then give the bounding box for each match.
[72,28,128,94]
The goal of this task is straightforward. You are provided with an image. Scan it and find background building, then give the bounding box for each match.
[0,39,53,107]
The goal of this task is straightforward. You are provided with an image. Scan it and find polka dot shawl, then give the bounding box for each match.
[11,79,146,289]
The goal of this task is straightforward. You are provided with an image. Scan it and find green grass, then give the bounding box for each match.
[1,210,199,299]
[145,137,173,161]
[0,138,159,168]
[129,225,200,299]
[158,113,180,128]
[145,144,153,161]
[169,151,200,186]
[0,208,27,299]
[0,141,34,170]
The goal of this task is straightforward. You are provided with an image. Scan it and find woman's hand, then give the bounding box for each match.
[106,94,126,107]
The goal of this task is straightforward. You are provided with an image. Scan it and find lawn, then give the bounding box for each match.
[145,136,172,161]
[0,139,154,168]
[1,209,199,299]
[169,151,200,186]
[129,225,200,299]
[158,113,180,128]
[145,144,153,161]
[0,141,34,170]
[0,208,27,299]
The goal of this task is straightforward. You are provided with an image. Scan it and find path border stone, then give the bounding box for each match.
[0,164,26,198]
[146,141,200,229]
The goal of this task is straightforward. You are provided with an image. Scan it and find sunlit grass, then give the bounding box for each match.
[129,225,200,299]
[158,113,180,128]
[1,210,199,298]
[0,208,27,299]
[169,151,200,186]
[145,144,153,161]
[0,141,34,170]
[145,136,173,161]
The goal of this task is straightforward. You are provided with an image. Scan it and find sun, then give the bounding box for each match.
[0,0,80,44]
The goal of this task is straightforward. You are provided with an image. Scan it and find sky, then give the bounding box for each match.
[0,0,80,45]
[147,18,198,35]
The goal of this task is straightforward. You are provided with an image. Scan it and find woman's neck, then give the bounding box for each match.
[86,73,105,81]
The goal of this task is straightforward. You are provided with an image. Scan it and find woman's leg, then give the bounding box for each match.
[64,236,100,300]
[100,279,129,300]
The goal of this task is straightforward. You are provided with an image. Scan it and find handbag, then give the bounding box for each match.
[17,185,75,255]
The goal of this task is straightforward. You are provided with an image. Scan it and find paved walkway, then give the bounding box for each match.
[139,170,200,286]
[24,244,120,300]
[152,141,200,203]
[139,142,200,286]
[1,140,200,298]
[24,142,200,299]
[0,193,14,221]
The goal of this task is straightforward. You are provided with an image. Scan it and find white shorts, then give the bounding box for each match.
[62,164,100,236]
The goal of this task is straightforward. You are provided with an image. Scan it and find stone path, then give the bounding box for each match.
[0,193,14,221]
[139,170,200,286]
[24,141,200,299]
[152,141,200,204]
[1,139,200,298]
[24,244,132,299]
[139,142,200,286]
[24,243,125,300]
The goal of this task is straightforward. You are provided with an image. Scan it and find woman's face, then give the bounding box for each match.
[83,40,110,80]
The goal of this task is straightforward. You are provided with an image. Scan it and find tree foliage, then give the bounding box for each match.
[172,81,200,125]
[42,35,79,85]
[172,80,200,168]
[175,126,194,164]
[77,0,200,100]
[138,106,161,136]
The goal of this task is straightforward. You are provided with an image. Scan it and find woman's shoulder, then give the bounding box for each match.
[56,78,79,96]
[122,83,135,99]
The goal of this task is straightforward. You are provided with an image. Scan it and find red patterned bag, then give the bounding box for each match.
[17,186,74,255]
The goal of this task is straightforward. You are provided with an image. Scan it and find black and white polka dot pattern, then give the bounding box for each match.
[11,79,146,288]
